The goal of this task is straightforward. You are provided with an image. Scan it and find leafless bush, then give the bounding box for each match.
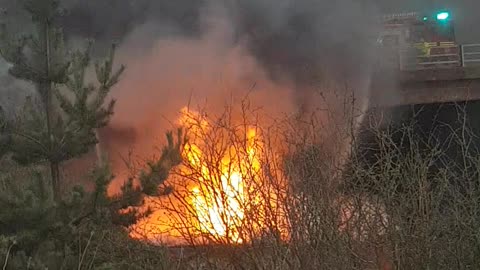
[130,98,480,270]
[136,101,290,246]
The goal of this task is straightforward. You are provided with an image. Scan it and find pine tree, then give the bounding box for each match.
[0,1,186,268]
[0,0,123,201]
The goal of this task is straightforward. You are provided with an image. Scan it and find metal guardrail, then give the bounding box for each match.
[399,46,461,70]
[461,44,480,67]
[377,43,480,71]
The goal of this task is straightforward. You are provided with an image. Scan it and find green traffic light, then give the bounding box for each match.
[436,12,449,20]
[423,16,428,21]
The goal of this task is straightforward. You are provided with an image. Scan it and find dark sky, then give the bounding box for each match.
[1,0,478,108]
[56,0,480,84]
[1,0,479,96]
[1,0,478,44]
[1,0,478,41]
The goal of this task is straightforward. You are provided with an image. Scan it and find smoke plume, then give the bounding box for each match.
[0,0,381,193]
[90,0,380,193]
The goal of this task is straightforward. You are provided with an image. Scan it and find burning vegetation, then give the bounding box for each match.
[4,1,480,269]
[130,105,290,245]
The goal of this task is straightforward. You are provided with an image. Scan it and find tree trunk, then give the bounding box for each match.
[42,20,60,201]
[94,129,104,167]
[50,161,60,201]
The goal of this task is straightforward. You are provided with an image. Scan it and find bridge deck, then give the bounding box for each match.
[370,66,480,107]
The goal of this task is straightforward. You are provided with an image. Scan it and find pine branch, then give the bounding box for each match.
[139,128,186,196]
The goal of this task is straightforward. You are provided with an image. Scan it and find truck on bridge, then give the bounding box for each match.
[377,11,480,70]
[371,10,480,107]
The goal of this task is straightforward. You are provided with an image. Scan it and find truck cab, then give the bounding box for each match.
[377,11,460,70]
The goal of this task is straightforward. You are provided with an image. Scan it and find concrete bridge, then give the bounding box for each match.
[370,43,480,107]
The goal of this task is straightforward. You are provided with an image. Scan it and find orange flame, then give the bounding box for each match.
[179,108,264,243]
[130,107,288,245]
[185,130,260,242]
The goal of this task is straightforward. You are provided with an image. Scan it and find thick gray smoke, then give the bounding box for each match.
[0,60,34,118]
[63,0,380,86]
[0,0,381,192]
[1,0,378,106]
[86,0,380,193]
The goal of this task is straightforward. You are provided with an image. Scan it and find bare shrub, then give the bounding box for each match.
[137,101,290,246]
[130,99,480,270]
[344,103,480,269]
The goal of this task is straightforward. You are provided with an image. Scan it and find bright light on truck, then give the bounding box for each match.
[436,12,450,20]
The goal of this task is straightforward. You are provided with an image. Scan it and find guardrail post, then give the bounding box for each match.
[461,44,480,67]
[461,44,465,67]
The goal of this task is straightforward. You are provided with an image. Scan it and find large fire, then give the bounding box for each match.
[130,107,288,245]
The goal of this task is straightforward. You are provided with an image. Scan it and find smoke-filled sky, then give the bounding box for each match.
[1,0,381,121]
[41,0,480,44]
[1,0,478,89]
[36,0,480,44]
[1,0,480,192]
[1,0,479,99]
[1,0,479,123]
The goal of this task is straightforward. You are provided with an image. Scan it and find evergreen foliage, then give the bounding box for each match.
[139,128,186,196]
[0,1,185,268]
[0,155,180,269]
[0,0,124,201]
